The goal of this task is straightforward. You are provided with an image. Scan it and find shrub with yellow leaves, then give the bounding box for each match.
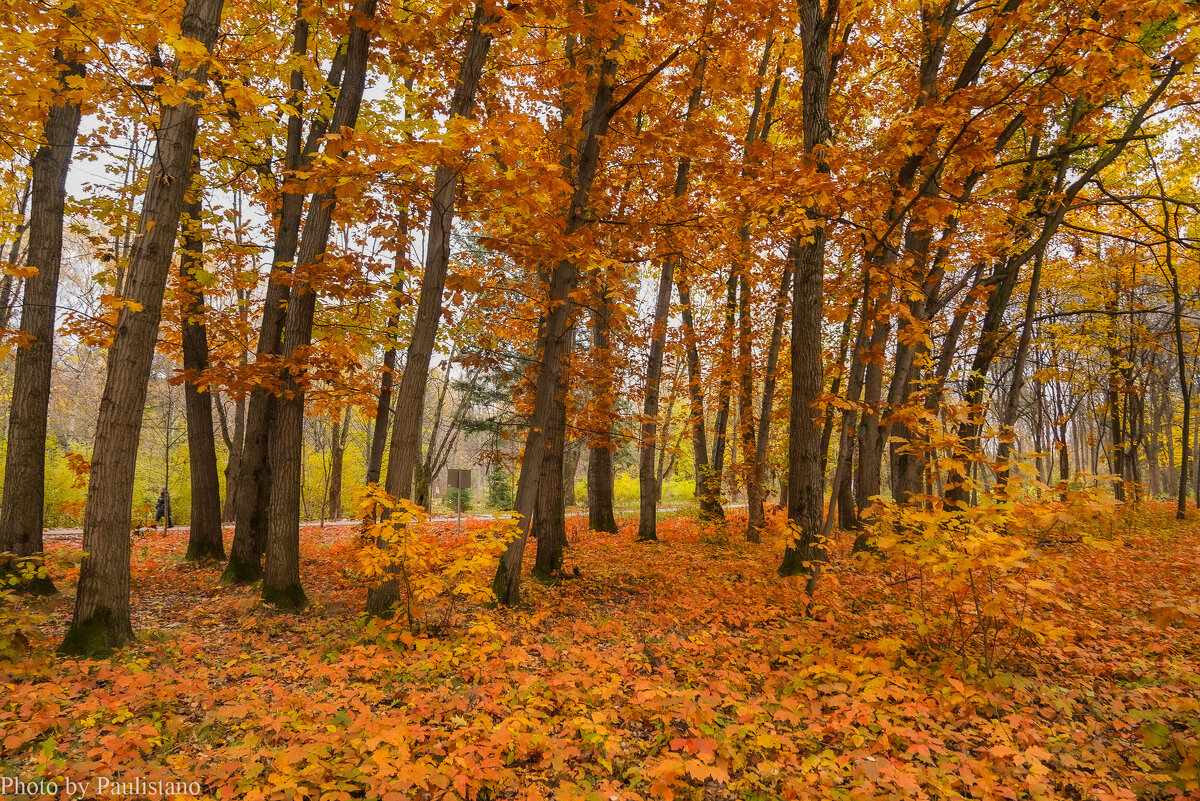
[862,498,1089,676]
[357,484,519,636]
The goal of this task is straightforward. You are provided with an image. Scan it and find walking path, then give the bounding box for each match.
[41,505,725,543]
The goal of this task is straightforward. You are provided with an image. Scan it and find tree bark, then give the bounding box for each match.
[365,245,408,486]
[707,267,737,511]
[366,3,494,616]
[328,408,350,519]
[179,171,225,562]
[263,0,375,610]
[0,27,83,594]
[637,3,710,543]
[779,0,835,595]
[218,394,245,523]
[747,259,791,539]
[224,15,348,584]
[563,439,580,505]
[588,299,619,535]
[494,28,631,605]
[61,0,224,656]
[678,277,722,519]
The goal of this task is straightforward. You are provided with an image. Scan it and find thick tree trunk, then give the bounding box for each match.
[589,298,619,535]
[263,0,374,610]
[779,0,834,594]
[61,0,224,656]
[587,444,618,533]
[179,178,225,562]
[366,5,494,616]
[533,369,568,580]
[0,33,83,594]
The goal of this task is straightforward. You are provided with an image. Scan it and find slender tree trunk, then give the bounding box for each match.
[263,0,375,610]
[0,29,83,594]
[563,439,580,506]
[637,6,710,542]
[179,169,225,562]
[220,395,245,523]
[747,260,791,539]
[637,238,680,540]
[1154,166,1191,516]
[494,29,630,605]
[707,267,738,511]
[225,10,347,584]
[367,4,494,616]
[1107,293,1126,502]
[383,3,494,502]
[854,304,890,510]
[678,277,722,519]
[365,245,408,486]
[328,408,349,519]
[996,248,1046,491]
[61,0,224,656]
[0,179,31,331]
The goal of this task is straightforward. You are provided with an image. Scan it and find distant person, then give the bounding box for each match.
[155,487,173,529]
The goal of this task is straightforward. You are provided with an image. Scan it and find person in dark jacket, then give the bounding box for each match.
[155,487,173,529]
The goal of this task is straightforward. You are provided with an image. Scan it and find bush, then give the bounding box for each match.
[357,485,518,635]
[863,499,1089,675]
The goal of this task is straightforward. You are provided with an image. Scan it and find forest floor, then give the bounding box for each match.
[2,503,1199,800]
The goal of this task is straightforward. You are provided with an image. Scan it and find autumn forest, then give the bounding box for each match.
[1,0,1199,797]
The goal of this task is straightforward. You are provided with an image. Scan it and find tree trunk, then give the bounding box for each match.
[854,305,890,510]
[366,7,494,617]
[747,259,791,540]
[589,297,619,535]
[219,394,245,523]
[678,277,722,519]
[533,372,568,580]
[0,179,31,331]
[587,444,618,533]
[564,439,580,505]
[179,172,225,562]
[61,0,224,656]
[225,15,348,584]
[707,266,738,511]
[637,10,709,542]
[495,29,629,605]
[365,245,408,486]
[263,0,374,610]
[779,0,834,595]
[0,28,83,595]
[996,248,1046,492]
[328,408,349,519]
